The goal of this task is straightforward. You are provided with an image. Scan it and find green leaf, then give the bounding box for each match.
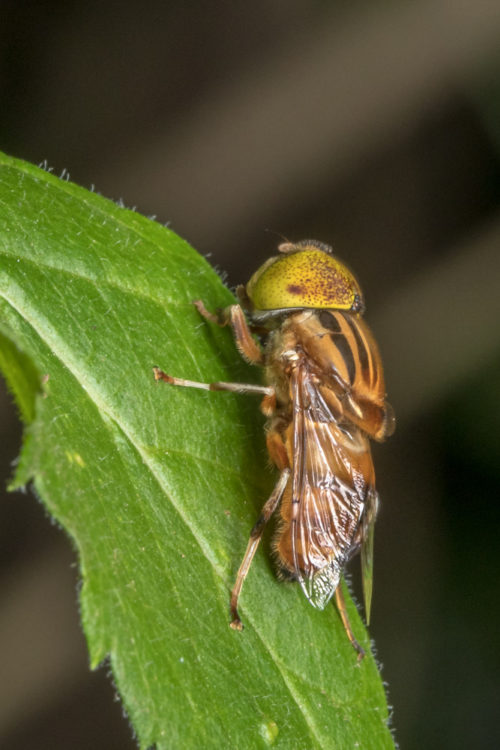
[0,152,395,749]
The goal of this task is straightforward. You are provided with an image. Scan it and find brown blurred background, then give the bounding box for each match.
[2,1,500,748]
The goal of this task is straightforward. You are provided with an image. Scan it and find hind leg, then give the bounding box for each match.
[230,468,290,630]
[334,583,365,661]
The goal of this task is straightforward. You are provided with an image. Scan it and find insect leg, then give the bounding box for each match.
[194,300,263,364]
[192,299,223,325]
[230,468,291,630]
[334,583,365,661]
[153,367,274,396]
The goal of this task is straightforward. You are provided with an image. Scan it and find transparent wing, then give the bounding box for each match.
[360,487,379,624]
[290,361,375,610]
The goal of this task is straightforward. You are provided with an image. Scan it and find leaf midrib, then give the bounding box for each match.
[0,283,329,749]
[0,247,198,310]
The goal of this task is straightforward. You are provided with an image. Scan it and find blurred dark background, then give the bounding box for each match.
[2,2,500,748]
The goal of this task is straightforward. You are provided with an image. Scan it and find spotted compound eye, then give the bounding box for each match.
[246,241,364,313]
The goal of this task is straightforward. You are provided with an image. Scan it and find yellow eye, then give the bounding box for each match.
[246,241,364,313]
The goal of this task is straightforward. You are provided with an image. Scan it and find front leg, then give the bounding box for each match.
[194,300,263,365]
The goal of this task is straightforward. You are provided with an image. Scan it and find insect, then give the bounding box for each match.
[154,239,394,658]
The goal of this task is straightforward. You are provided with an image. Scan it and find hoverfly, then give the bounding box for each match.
[154,239,394,658]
